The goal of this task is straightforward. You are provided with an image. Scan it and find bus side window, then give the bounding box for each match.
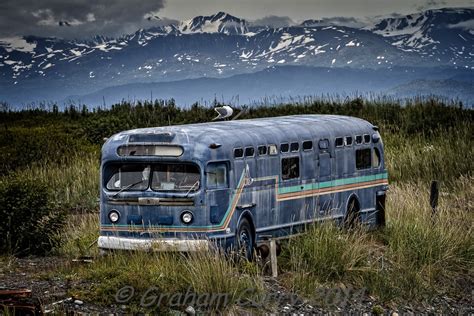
[207,162,228,189]
[234,148,243,158]
[303,140,313,151]
[318,139,329,151]
[290,142,299,152]
[345,136,353,146]
[335,137,344,148]
[373,148,381,168]
[268,144,278,155]
[363,134,371,144]
[245,147,255,157]
[282,157,299,180]
[356,148,371,170]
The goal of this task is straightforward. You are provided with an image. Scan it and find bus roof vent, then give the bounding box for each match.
[128,132,175,143]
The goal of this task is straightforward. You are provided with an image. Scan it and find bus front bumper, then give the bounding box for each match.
[98,236,210,252]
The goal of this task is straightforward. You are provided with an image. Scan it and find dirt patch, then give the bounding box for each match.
[0,256,472,314]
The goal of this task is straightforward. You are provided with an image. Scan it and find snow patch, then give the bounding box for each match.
[0,37,37,53]
[345,40,356,47]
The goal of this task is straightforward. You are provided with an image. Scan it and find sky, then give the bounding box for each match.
[0,0,472,39]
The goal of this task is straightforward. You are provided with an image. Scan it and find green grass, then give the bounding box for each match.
[383,122,473,185]
[60,249,264,313]
[280,177,473,304]
[11,152,99,212]
[58,212,99,258]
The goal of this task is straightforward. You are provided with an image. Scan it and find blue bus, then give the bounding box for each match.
[98,115,388,257]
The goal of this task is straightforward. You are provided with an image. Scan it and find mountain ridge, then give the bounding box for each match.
[0,7,472,106]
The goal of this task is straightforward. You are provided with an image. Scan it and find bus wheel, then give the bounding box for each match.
[344,197,360,229]
[236,217,254,261]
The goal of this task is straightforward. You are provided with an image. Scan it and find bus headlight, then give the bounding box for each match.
[108,210,120,223]
[181,211,193,224]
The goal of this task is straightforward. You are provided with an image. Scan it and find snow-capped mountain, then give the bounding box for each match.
[368,8,473,65]
[0,8,472,106]
[178,11,249,35]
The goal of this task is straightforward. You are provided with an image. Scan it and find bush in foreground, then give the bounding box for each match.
[0,178,66,255]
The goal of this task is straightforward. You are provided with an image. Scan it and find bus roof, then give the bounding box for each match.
[103,115,376,160]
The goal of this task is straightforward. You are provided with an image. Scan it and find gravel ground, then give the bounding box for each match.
[0,256,472,315]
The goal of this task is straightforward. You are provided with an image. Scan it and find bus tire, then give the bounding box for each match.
[344,197,360,228]
[236,217,255,261]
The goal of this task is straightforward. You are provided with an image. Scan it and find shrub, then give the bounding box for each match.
[58,212,99,258]
[0,177,66,256]
[280,222,373,297]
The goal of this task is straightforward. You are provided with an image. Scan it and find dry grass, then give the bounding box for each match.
[12,152,99,212]
[281,177,473,303]
[60,249,263,313]
[58,212,99,258]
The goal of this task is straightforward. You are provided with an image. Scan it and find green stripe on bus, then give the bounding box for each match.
[278,172,387,194]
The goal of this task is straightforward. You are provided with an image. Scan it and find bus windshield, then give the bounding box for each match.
[106,163,200,192]
[151,164,200,192]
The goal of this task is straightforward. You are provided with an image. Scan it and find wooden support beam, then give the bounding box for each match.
[270,239,278,278]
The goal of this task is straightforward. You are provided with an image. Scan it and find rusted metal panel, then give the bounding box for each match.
[0,288,42,315]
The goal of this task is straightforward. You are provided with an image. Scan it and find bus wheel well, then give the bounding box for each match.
[345,195,360,227]
[240,212,256,241]
[235,211,256,261]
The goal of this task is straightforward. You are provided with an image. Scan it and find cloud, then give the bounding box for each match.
[250,15,295,28]
[303,16,367,28]
[448,19,474,30]
[0,0,168,39]
[415,0,448,11]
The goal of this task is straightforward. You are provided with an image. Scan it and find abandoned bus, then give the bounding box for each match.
[98,115,388,255]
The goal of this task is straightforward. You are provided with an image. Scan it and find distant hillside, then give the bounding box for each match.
[65,66,473,107]
[388,79,474,103]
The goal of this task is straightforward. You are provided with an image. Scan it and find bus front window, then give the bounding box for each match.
[106,165,150,191]
[151,164,200,192]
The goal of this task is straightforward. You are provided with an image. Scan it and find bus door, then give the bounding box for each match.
[255,144,278,228]
[242,146,257,200]
[232,146,257,208]
[206,161,231,224]
[317,139,334,216]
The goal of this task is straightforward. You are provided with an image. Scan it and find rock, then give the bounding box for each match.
[74,299,84,305]
[392,312,399,316]
[185,306,196,315]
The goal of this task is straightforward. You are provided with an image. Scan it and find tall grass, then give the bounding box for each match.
[11,152,99,212]
[373,179,474,300]
[384,123,473,185]
[62,249,263,312]
[281,223,373,293]
[282,177,473,303]
[58,212,99,258]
